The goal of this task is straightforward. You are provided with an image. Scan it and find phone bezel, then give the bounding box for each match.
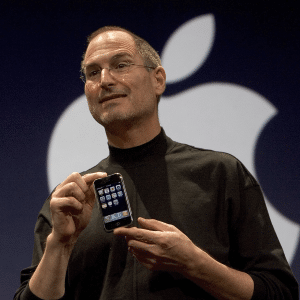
[94,173,133,232]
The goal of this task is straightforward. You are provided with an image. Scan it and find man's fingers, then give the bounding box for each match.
[114,226,162,245]
[83,172,107,185]
[138,217,178,232]
[51,172,107,216]
[114,226,139,237]
[128,239,156,253]
[58,172,88,192]
[114,218,179,243]
[54,182,86,202]
[50,196,83,215]
[54,172,107,199]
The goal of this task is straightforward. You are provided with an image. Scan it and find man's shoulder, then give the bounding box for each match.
[168,139,258,187]
[168,138,239,166]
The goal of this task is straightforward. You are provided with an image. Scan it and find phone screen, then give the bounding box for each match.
[94,173,133,231]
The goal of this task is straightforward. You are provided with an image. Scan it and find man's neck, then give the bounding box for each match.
[105,121,161,149]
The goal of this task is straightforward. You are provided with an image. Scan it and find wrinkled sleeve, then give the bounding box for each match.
[13,198,53,300]
[230,163,299,300]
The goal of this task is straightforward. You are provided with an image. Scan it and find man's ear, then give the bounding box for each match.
[152,66,166,97]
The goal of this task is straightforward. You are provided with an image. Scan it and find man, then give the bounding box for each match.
[14,26,298,300]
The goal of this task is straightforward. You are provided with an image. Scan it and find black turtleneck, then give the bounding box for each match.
[15,129,298,300]
[107,128,172,166]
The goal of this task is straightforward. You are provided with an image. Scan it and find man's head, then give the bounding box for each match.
[82,27,166,133]
[81,26,162,75]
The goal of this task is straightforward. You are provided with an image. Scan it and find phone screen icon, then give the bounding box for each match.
[94,173,133,232]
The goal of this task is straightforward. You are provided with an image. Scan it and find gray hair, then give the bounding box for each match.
[81,26,161,72]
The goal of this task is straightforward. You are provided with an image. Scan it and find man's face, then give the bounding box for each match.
[83,30,161,130]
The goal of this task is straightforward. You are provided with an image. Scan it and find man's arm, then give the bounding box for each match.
[28,172,107,300]
[114,217,254,300]
[28,234,73,299]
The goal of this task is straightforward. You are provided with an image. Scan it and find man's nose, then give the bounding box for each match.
[100,68,116,88]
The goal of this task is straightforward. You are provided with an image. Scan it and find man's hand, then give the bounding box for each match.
[114,218,254,300]
[49,172,107,246]
[114,217,198,274]
[29,171,107,299]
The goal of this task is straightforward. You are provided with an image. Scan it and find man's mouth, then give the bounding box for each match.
[100,94,127,103]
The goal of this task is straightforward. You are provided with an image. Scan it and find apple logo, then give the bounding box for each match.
[47,14,300,264]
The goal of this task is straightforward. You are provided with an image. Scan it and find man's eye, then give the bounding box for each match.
[88,70,101,78]
[115,62,130,70]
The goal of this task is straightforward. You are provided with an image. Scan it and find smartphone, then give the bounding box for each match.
[94,173,133,232]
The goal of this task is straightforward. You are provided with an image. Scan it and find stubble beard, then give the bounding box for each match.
[87,99,147,134]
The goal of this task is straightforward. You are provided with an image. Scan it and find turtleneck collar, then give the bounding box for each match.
[108,128,172,166]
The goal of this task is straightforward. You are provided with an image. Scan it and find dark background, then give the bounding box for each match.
[1,1,299,299]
